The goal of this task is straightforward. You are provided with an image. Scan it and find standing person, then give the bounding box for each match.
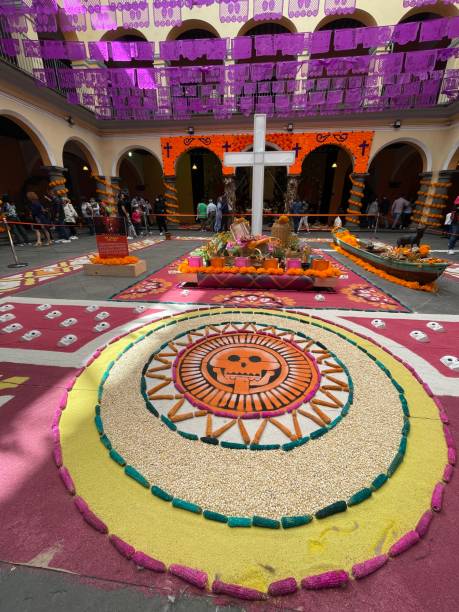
[117,194,136,239]
[62,197,79,239]
[447,201,459,254]
[154,196,168,235]
[297,200,310,233]
[131,205,142,235]
[366,198,379,230]
[26,192,52,246]
[290,199,303,233]
[443,209,453,238]
[81,198,95,235]
[391,195,409,229]
[214,198,223,233]
[220,196,230,232]
[2,194,29,245]
[379,196,390,228]
[402,199,413,229]
[206,198,216,231]
[197,199,207,230]
[45,192,70,243]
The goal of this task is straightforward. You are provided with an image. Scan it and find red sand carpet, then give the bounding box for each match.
[0,302,457,609]
[110,251,410,312]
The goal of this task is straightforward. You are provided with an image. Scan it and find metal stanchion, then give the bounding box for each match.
[374,213,379,234]
[3,221,28,268]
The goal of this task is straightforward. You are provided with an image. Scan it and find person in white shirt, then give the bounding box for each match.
[206,199,217,231]
[391,196,409,229]
[366,199,379,229]
[62,197,79,239]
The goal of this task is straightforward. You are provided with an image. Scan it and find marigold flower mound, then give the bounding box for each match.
[90,256,139,266]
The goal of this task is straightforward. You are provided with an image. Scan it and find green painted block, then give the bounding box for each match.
[228,517,252,528]
[253,516,280,529]
[281,515,313,529]
[393,380,404,394]
[95,404,101,416]
[310,427,327,440]
[250,443,280,450]
[178,431,198,441]
[161,415,177,431]
[348,487,372,506]
[282,437,309,451]
[140,378,147,393]
[341,405,350,416]
[371,473,388,490]
[109,449,126,466]
[100,434,112,450]
[203,510,228,523]
[94,415,104,435]
[330,416,343,428]
[97,384,104,402]
[145,400,159,417]
[399,435,407,455]
[125,465,149,488]
[402,419,410,436]
[221,441,247,450]
[172,498,202,514]
[315,500,347,519]
[151,485,173,502]
[388,452,404,477]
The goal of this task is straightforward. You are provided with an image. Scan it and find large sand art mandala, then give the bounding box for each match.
[57,308,451,598]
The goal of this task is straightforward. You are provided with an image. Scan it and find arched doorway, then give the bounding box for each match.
[0,116,48,213]
[117,149,164,204]
[299,145,353,217]
[176,148,223,220]
[62,140,98,207]
[236,145,287,214]
[368,143,424,205]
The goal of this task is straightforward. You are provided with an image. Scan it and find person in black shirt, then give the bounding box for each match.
[154,196,168,235]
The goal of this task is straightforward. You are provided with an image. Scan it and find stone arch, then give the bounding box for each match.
[442,143,459,171]
[369,138,431,173]
[241,140,282,152]
[63,137,102,175]
[176,146,224,216]
[0,110,55,166]
[101,28,148,42]
[237,16,297,37]
[113,146,162,177]
[174,145,222,175]
[400,4,458,22]
[314,9,378,32]
[166,20,221,41]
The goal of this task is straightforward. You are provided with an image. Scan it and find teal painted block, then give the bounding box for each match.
[95,404,101,416]
[94,415,104,435]
[100,434,112,450]
[140,378,147,393]
[399,435,407,455]
[125,465,149,488]
[310,427,327,440]
[281,515,313,529]
[341,405,350,416]
[145,400,159,417]
[172,498,202,514]
[348,487,372,506]
[178,431,198,441]
[151,485,173,502]
[228,517,252,528]
[371,473,388,490]
[315,501,347,519]
[402,419,410,436]
[393,380,404,394]
[161,415,177,431]
[253,516,280,529]
[203,510,228,523]
[221,441,247,450]
[109,449,126,466]
[388,452,404,477]
[250,443,280,451]
[282,437,309,451]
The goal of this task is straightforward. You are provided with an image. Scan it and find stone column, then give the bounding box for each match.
[424,170,457,229]
[346,173,369,225]
[42,166,68,198]
[284,175,300,212]
[94,175,117,216]
[412,172,433,226]
[163,176,179,223]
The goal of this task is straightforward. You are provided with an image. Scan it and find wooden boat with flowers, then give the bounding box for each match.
[333,229,449,285]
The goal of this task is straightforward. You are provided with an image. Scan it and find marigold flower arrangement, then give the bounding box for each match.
[90,256,139,265]
[278,215,290,225]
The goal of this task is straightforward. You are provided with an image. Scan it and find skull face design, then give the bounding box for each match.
[0,304,14,312]
[45,310,62,319]
[94,322,110,332]
[134,305,147,313]
[86,305,99,312]
[410,330,429,343]
[36,304,51,311]
[209,346,281,394]
[0,313,15,323]
[426,322,445,332]
[58,334,77,347]
[21,330,42,341]
[95,311,109,321]
[440,356,459,371]
[371,319,386,329]
[60,318,77,328]
[2,323,23,333]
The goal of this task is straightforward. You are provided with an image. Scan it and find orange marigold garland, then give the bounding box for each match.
[90,256,139,265]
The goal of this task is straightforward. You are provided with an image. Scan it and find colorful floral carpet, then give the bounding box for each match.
[110,251,410,312]
[0,298,458,608]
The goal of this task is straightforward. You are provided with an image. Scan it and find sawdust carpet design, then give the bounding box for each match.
[56,307,453,600]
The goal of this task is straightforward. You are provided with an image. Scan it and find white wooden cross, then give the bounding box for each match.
[223,114,296,236]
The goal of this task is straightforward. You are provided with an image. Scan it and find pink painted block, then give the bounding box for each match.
[415,510,434,538]
[268,577,297,596]
[109,534,135,559]
[448,447,456,466]
[169,564,208,589]
[211,579,267,600]
[52,426,60,445]
[286,258,302,270]
[234,257,250,267]
[51,410,61,429]
[73,496,89,515]
[422,383,433,397]
[188,256,203,267]
[301,570,349,589]
[352,555,388,579]
[431,483,445,512]
[389,531,420,557]
[443,464,454,483]
[59,391,68,411]
[439,409,449,424]
[132,551,166,573]
[58,466,75,495]
[53,444,62,468]
[443,426,456,450]
[83,510,108,534]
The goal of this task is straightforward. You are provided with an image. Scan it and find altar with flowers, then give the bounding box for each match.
[177,217,341,291]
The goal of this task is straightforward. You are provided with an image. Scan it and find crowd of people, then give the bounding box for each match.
[195,196,231,232]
